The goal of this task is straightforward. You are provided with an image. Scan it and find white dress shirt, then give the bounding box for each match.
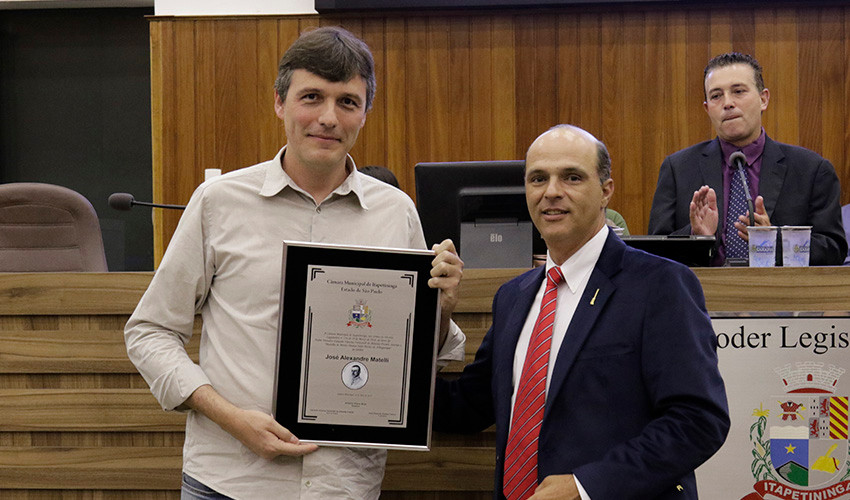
[125,147,465,499]
[510,224,608,500]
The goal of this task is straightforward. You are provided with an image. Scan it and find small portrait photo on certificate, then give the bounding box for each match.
[342,361,368,390]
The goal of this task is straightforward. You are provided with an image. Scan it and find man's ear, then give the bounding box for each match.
[759,88,770,112]
[274,91,286,120]
[601,178,614,207]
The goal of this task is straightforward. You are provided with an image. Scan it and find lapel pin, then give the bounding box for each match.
[590,288,600,305]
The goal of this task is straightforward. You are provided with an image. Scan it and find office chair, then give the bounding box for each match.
[0,182,108,272]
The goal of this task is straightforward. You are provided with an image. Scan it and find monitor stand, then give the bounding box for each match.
[460,220,532,269]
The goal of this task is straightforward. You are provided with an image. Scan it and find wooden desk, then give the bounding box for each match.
[2,268,849,498]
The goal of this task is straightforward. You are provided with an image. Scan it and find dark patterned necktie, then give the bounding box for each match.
[725,158,749,258]
[503,266,564,500]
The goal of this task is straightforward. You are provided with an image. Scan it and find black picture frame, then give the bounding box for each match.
[273,241,440,450]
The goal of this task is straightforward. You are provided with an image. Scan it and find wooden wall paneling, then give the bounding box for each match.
[470,16,493,161]
[845,11,850,198]
[175,21,198,191]
[819,8,845,175]
[0,330,136,374]
[195,20,218,173]
[0,273,151,316]
[685,10,712,151]
[754,8,778,142]
[382,445,496,491]
[0,389,184,432]
[618,11,647,232]
[640,11,667,229]
[709,9,732,58]
[160,18,194,253]
[798,9,822,156]
[666,10,688,161]
[556,14,580,128]
[449,16,472,162]
[381,493,491,500]
[772,9,800,146]
[149,5,850,261]
[428,17,452,161]
[149,20,173,263]
[0,328,200,374]
[332,17,364,42]
[214,23,242,174]
[257,18,281,161]
[533,14,558,143]
[0,446,183,490]
[577,13,602,139]
[732,10,757,60]
[491,15,516,160]
[600,11,622,215]
[299,16,320,32]
[513,15,538,158]
[362,18,390,175]
[159,22,185,263]
[407,18,432,169]
[385,17,410,193]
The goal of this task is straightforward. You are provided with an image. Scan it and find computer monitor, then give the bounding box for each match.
[414,160,545,268]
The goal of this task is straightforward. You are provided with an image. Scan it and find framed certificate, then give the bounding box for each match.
[273,241,440,451]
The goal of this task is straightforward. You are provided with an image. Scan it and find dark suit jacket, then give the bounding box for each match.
[434,233,730,500]
[648,136,847,266]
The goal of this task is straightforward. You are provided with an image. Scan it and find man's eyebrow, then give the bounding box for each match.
[295,87,323,95]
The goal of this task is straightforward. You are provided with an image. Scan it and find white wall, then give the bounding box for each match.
[0,0,152,8]
[0,0,315,13]
[154,0,316,15]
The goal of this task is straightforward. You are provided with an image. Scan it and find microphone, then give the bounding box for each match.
[108,192,186,211]
[729,151,755,227]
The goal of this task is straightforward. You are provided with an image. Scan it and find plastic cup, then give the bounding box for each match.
[781,226,812,267]
[748,226,778,267]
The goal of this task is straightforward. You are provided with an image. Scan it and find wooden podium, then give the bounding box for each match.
[1,268,849,498]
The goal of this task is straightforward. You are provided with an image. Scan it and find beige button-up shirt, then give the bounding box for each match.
[125,148,465,499]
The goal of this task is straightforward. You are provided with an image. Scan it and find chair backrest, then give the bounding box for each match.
[0,183,108,272]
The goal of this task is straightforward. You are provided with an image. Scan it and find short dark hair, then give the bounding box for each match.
[541,124,611,184]
[274,26,376,111]
[704,52,765,98]
[359,165,400,189]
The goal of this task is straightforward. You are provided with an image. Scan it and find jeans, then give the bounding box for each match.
[181,473,234,500]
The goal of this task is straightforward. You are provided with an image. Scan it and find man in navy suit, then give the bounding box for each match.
[648,52,846,266]
[434,125,729,500]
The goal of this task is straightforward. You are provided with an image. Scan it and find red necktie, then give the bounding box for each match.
[503,266,564,500]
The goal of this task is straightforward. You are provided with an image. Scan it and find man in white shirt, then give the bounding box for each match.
[434,125,729,499]
[125,26,465,499]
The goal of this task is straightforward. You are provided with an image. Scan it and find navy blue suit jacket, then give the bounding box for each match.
[648,136,847,266]
[434,233,730,500]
